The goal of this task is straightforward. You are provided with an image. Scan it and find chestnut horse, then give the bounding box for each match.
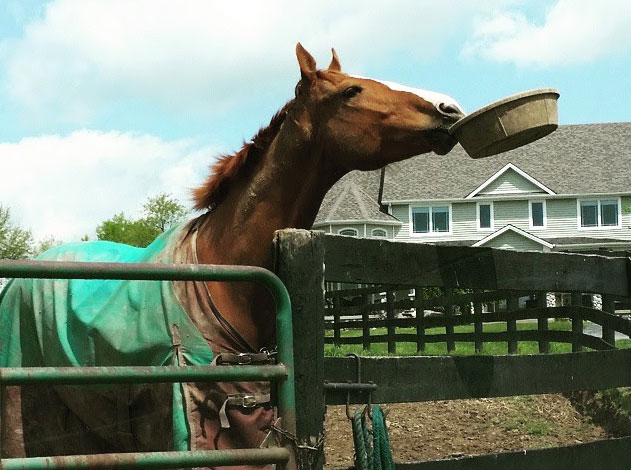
[0,44,463,465]
[192,43,464,350]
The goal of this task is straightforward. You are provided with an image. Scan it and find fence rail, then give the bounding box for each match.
[325,283,631,354]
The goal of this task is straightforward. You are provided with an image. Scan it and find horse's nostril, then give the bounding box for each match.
[437,102,464,122]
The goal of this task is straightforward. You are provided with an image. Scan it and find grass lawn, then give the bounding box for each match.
[325,320,631,356]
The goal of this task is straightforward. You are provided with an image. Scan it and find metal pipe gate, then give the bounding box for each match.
[0,260,297,470]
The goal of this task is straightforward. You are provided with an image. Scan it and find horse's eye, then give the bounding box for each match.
[343,86,362,99]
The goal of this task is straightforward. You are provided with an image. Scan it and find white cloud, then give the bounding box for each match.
[463,0,631,67]
[0,130,221,241]
[1,0,505,123]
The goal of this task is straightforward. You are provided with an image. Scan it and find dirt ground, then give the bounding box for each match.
[323,394,610,467]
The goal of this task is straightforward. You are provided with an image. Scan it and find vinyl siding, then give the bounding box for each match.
[332,224,365,237]
[328,223,395,239]
[391,196,631,245]
[392,202,478,242]
[483,231,546,251]
[478,168,547,196]
[366,224,394,239]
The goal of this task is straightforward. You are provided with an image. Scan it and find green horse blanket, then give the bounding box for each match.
[0,223,274,462]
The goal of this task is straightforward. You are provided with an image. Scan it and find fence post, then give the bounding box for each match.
[361,293,370,351]
[444,288,456,353]
[536,292,550,354]
[274,229,325,470]
[415,287,426,353]
[386,289,396,354]
[571,292,584,352]
[332,295,341,348]
[507,296,519,354]
[602,295,617,348]
[473,297,483,354]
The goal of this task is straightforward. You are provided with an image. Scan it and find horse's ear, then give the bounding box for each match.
[328,48,341,72]
[296,43,316,80]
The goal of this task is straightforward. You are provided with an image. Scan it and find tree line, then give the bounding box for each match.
[0,193,188,260]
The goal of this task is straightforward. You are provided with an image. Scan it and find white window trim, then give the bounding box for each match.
[529,200,547,229]
[476,202,494,231]
[409,203,453,237]
[371,228,388,238]
[576,197,622,230]
[338,227,359,236]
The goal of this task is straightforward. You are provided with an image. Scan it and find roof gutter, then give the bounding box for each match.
[382,191,631,205]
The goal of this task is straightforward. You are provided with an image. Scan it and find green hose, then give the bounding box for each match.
[351,406,394,470]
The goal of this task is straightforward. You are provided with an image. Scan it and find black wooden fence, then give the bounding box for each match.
[273,230,631,470]
[325,285,631,354]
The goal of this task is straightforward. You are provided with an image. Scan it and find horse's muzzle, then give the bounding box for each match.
[429,127,459,155]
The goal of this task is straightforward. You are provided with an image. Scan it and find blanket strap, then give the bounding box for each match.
[219,393,272,428]
[214,351,276,365]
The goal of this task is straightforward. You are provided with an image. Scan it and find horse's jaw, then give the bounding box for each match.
[427,128,459,155]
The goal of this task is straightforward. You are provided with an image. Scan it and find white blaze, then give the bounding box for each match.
[352,75,465,114]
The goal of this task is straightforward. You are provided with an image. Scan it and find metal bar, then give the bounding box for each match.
[0,364,288,385]
[0,369,3,461]
[0,259,283,287]
[0,259,297,465]
[323,382,377,392]
[2,447,290,470]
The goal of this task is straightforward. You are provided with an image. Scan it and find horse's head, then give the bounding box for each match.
[294,43,465,171]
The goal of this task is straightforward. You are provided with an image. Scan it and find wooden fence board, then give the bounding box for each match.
[506,296,518,354]
[602,295,617,347]
[536,292,550,353]
[326,306,630,330]
[323,349,631,404]
[325,329,578,345]
[388,436,631,470]
[323,235,630,296]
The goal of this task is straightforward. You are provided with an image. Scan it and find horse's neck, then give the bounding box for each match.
[196,116,341,348]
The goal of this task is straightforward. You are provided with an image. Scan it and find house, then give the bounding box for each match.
[314,122,631,254]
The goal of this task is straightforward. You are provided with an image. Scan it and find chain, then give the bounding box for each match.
[269,424,325,451]
[270,424,325,470]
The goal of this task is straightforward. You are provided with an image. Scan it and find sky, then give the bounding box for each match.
[1,0,630,241]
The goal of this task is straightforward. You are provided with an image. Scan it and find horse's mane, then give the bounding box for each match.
[193,100,294,210]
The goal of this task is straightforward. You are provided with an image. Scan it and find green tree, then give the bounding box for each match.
[0,204,34,259]
[142,193,188,232]
[96,213,159,248]
[96,194,188,248]
[33,235,63,258]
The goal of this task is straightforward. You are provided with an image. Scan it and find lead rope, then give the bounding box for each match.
[352,406,394,470]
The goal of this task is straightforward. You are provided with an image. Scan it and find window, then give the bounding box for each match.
[580,201,598,227]
[530,201,546,228]
[412,205,450,234]
[371,228,388,238]
[339,228,358,236]
[477,203,493,230]
[579,199,620,228]
[601,200,619,226]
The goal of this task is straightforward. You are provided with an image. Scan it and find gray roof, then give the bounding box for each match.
[547,237,631,246]
[382,122,631,201]
[427,236,631,248]
[314,171,400,225]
